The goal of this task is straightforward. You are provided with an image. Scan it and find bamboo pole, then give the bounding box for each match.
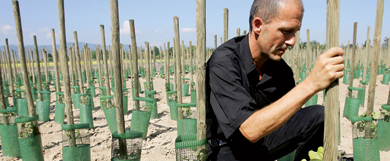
[223,8,228,42]
[52,29,61,92]
[196,0,206,143]
[365,0,384,139]
[110,0,126,158]
[348,22,358,98]
[129,20,140,111]
[100,25,111,97]
[323,0,340,160]
[174,16,183,119]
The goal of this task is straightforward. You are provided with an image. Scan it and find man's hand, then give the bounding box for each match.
[305,47,344,92]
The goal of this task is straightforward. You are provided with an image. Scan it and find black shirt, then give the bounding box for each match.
[206,35,295,160]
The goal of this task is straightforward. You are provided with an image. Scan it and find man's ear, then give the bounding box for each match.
[252,17,263,34]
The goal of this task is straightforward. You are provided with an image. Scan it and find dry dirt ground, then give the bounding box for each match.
[0,73,389,160]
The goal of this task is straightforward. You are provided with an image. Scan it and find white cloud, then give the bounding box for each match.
[154,30,163,34]
[29,32,37,38]
[46,32,58,39]
[38,27,50,32]
[180,28,195,33]
[1,25,14,35]
[120,20,142,35]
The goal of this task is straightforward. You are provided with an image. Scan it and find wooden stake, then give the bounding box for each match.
[57,0,76,147]
[33,36,43,101]
[110,0,126,158]
[365,0,384,139]
[174,16,183,119]
[223,8,228,42]
[293,31,300,84]
[189,41,193,87]
[96,46,103,87]
[129,20,140,111]
[164,42,169,84]
[196,0,207,142]
[5,39,14,92]
[52,29,61,92]
[348,22,358,97]
[306,29,311,77]
[237,28,240,37]
[214,35,217,49]
[73,31,84,94]
[100,25,111,97]
[0,49,9,125]
[323,0,340,160]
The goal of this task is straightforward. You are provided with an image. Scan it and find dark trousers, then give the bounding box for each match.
[208,105,324,161]
[264,105,324,161]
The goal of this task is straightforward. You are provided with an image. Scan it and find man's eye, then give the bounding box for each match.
[281,30,288,34]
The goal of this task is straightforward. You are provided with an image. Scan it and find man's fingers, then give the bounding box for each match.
[323,47,344,58]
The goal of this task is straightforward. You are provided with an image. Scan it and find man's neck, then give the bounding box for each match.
[248,32,268,74]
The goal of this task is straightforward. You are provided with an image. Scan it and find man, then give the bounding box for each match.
[206,0,344,160]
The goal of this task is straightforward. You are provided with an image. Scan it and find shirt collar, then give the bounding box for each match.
[238,35,272,84]
[238,35,257,75]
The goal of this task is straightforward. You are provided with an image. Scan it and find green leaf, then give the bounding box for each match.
[372,111,380,119]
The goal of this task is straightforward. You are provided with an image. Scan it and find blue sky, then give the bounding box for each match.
[1,0,389,48]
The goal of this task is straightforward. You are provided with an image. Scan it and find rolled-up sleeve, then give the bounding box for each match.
[209,61,258,139]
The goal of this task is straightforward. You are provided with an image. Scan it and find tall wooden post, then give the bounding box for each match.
[52,29,61,92]
[73,31,84,94]
[348,22,358,98]
[214,35,217,49]
[100,25,111,97]
[110,0,126,157]
[223,8,228,42]
[189,41,194,87]
[196,0,207,143]
[96,46,103,87]
[306,29,311,77]
[164,42,169,84]
[174,16,183,119]
[365,0,384,139]
[0,50,9,126]
[145,42,151,93]
[323,0,340,160]
[12,2,42,148]
[43,49,49,84]
[293,31,300,84]
[33,36,43,101]
[5,39,14,92]
[236,28,240,37]
[57,0,76,147]
[129,20,140,111]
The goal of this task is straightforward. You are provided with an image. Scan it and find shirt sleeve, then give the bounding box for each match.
[209,60,258,139]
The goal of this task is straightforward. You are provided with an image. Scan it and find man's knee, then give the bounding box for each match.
[302,105,324,126]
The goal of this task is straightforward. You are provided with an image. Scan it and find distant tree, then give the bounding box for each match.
[382,37,389,48]
[47,53,53,62]
[153,46,160,58]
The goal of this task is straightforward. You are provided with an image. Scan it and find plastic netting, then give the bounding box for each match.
[175,134,207,161]
[111,131,143,161]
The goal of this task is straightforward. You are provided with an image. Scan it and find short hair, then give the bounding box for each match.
[249,0,304,31]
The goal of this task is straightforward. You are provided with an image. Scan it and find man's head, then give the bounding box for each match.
[249,0,304,62]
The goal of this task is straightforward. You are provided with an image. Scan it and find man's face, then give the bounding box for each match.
[257,1,303,61]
